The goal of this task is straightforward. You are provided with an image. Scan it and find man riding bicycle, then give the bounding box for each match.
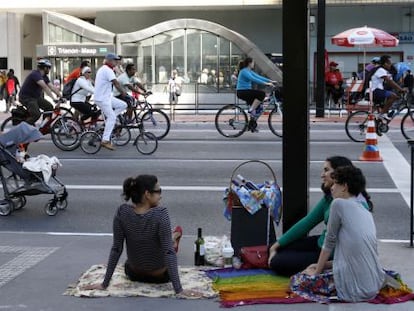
[19,59,63,125]
[113,63,146,123]
[94,53,128,151]
[371,55,406,121]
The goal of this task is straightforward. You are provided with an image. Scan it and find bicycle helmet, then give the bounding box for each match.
[37,59,52,68]
[371,57,380,64]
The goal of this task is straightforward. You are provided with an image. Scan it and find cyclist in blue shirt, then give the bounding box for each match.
[236,57,275,117]
[19,59,62,125]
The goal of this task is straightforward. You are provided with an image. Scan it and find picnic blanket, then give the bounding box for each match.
[206,268,414,308]
[64,264,217,299]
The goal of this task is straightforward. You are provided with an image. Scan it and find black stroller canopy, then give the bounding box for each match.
[0,122,43,148]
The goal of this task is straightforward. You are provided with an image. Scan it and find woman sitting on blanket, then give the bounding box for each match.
[268,156,373,276]
[290,166,390,302]
[83,174,201,298]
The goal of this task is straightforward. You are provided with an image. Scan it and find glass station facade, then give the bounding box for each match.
[121,28,245,92]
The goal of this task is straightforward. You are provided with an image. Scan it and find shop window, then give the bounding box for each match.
[0,58,8,70]
[24,57,32,70]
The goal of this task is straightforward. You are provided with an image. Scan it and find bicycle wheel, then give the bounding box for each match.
[51,117,83,151]
[345,110,370,142]
[0,116,14,132]
[141,109,170,140]
[79,131,101,154]
[401,111,414,140]
[268,106,283,137]
[134,132,158,155]
[215,104,248,138]
[112,125,131,146]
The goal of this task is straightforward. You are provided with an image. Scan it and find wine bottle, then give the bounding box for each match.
[194,228,205,266]
[236,174,259,190]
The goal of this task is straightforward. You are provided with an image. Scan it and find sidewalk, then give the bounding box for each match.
[0,231,413,310]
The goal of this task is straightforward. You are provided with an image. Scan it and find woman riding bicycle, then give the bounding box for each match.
[70,66,100,122]
[236,57,275,119]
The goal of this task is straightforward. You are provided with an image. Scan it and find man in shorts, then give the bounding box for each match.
[19,59,62,125]
[94,53,128,151]
[113,63,146,123]
[371,55,406,120]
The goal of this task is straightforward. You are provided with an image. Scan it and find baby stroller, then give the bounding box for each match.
[0,122,68,216]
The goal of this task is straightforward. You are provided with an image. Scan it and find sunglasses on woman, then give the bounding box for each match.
[149,188,162,194]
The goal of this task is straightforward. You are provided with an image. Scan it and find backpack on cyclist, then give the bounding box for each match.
[62,78,80,100]
[360,66,382,99]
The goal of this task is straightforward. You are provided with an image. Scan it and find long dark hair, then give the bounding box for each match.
[122,174,158,204]
[332,166,366,196]
[239,57,253,70]
[323,156,373,211]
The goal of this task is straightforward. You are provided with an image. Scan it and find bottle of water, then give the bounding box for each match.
[236,174,259,190]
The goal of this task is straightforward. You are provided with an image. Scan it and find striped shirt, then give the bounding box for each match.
[102,204,182,293]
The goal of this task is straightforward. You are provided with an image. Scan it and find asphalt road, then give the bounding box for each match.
[0,121,410,241]
[1,118,414,311]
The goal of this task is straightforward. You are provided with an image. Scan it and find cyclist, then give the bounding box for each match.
[113,63,146,123]
[94,53,128,151]
[236,57,275,131]
[19,59,62,125]
[371,55,406,121]
[65,60,90,83]
[70,66,100,122]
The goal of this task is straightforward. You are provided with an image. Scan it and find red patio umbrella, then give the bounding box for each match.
[332,26,399,47]
[331,26,399,80]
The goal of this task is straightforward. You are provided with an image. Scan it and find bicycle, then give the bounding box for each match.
[214,85,283,138]
[50,108,105,151]
[345,92,414,142]
[124,92,171,140]
[0,100,79,152]
[78,117,158,155]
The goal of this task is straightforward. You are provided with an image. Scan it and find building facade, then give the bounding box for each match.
[0,2,413,106]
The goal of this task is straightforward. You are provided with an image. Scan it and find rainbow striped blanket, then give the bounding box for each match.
[206,268,414,308]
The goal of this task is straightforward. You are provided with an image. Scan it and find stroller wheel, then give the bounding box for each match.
[45,201,58,216]
[0,200,14,216]
[13,196,26,210]
[56,199,68,210]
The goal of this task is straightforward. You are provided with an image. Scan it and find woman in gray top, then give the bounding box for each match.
[291,166,386,302]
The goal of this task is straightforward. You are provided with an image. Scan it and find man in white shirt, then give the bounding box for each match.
[94,53,128,150]
[371,55,405,121]
[113,63,146,122]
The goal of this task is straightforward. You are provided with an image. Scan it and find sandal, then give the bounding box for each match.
[173,226,183,253]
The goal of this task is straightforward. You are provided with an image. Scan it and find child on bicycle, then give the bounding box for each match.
[236,57,276,118]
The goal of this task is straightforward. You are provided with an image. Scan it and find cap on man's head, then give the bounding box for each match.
[329,61,338,67]
[105,53,121,61]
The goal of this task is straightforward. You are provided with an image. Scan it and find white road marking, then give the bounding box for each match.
[378,135,411,207]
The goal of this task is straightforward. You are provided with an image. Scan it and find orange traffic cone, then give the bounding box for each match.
[359,114,383,162]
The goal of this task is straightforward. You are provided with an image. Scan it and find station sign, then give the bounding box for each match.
[36,44,115,57]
